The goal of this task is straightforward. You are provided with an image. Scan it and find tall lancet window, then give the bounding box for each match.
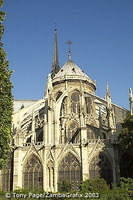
[71,91,80,114]
[23,155,43,190]
[85,96,92,114]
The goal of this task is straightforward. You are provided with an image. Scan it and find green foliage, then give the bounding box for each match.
[120,177,133,190]
[0,0,3,8]
[0,0,13,168]
[58,181,71,192]
[100,189,130,200]
[80,178,109,193]
[79,178,132,199]
[119,114,133,178]
[1,181,133,200]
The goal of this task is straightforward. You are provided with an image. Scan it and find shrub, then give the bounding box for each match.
[80,178,109,193]
[120,177,133,189]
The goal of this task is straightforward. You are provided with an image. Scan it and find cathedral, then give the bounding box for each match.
[0,31,129,192]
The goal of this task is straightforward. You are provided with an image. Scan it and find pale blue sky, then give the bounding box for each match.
[3,0,133,109]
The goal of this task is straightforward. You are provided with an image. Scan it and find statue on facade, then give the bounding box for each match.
[129,88,133,115]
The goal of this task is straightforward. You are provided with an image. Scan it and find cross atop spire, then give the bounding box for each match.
[51,29,60,78]
[66,40,72,60]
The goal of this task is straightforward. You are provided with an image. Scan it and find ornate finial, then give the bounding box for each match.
[105,81,111,101]
[106,81,111,98]
[66,40,72,60]
[105,81,112,111]
[129,88,133,98]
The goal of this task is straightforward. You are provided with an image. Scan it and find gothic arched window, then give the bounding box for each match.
[71,91,80,114]
[85,96,92,114]
[23,155,43,190]
[58,153,81,190]
[65,121,80,143]
[89,152,113,185]
[60,97,68,117]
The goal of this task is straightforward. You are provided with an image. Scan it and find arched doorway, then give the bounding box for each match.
[89,152,113,185]
[23,155,43,190]
[58,153,81,190]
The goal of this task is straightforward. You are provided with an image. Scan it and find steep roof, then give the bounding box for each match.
[52,60,96,87]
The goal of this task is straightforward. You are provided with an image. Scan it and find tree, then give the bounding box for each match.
[119,114,133,178]
[0,0,13,168]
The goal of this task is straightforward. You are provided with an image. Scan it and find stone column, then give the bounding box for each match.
[44,115,47,145]
[48,97,53,145]
[54,161,58,192]
[43,158,48,192]
[31,113,35,143]
[13,148,23,190]
[80,127,88,181]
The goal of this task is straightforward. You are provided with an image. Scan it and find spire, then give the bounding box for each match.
[129,88,133,115]
[53,29,59,66]
[51,29,60,78]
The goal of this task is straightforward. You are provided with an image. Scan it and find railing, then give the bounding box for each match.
[53,74,96,85]
[87,138,118,145]
[87,139,108,144]
[22,138,118,147]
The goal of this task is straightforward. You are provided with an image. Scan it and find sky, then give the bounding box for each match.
[3,0,133,109]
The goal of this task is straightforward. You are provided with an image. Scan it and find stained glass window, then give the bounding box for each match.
[71,91,80,114]
[58,153,81,190]
[23,155,43,190]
